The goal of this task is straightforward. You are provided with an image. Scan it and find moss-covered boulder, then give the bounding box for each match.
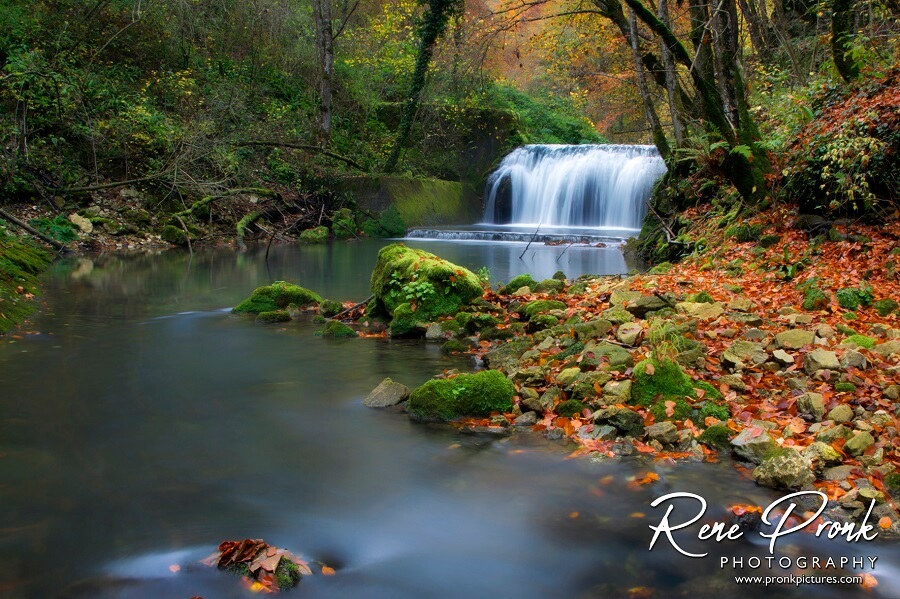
[521,299,567,320]
[233,281,322,314]
[407,370,515,421]
[161,224,188,245]
[321,320,357,338]
[319,299,344,318]
[257,310,291,323]
[299,226,328,244]
[389,302,428,337]
[631,358,696,408]
[369,244,483,321]
[501,273,537,295]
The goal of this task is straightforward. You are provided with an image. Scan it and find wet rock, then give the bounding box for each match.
[753,448,814,490]
[425,323,445,340]
[775,329,815,349]
[539,386,561,411]
[840,349,868,370]
[616,322,643,346]
[844,431,875,456]
[730,429,776,464]
[593,424,618,441]
[601,407,645,437]
[363,377,411,407]
[514,411,538,427]
[827,404,855,423]
[625,294,671,317]
[824,465,855,481]
[796,392,826,421]
[676,301,725,320]
[803,349,840,375]
[646,421,679,445]
[521,397,544,414]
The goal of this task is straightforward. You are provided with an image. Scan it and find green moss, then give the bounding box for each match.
[567,281,590,295]
[331,207,357,239]
[389,302,426,336]
[233,281,322,314]
[528,314,559,332]
[631,359,695,408]
[370,244,483,321]
[836,324,857,336]
[521,299,567,320]
[275,558,302,590]
[0,236,52,334]
[480,327,515,341]
[699,402,730,421]
[698,424,733,449]
[361,205,407,238]
[222,562,252,577]
[456,312,500,333]
[441,339,470,353]
[875,299,899,316]
[257,310,291,323]
[554,341,585,361]
[885,472,900,492]
[647,261,672,274]
[695,380,723,400]
[834,382,857,393]
[161,224,188,245]
[844,334,875,349]
[762,446,794,461]
[407,370,515,421]
[312,314,327,324]
[501,273,537,295]
[322,320,357,338]
[441,319,462,333]
[552,270,566,281]
[836,285,874,310]
[725,223,763,243]
[687,291,714,304]
[651,397,692,421]
[556,399,585,418]
[533,278,565,293]
[842,311,858,321]
[299,226,328,244]
[801,285,829,311]
[319,299,343,317]
[758,234,781,248]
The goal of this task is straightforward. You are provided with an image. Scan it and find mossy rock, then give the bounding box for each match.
[441,339,470,354]
[331,208,357,239]
[521,299,567,320]
[161,224,188,245]
[319,299,344,318]
[725,224,763,243]
[699,402,730,421]
[687,291,714,304]
[456,311,500,333]
[836,286,874,311]
[534,278,565,293]
[407,370,515,421]
[631,358,696,408]
[647,261,672,274]
[874,299,899,316]
[834,382,857,393]
[651,396,692,421]
[275,558,302,590]
[556,399,585,418]
[758,234,781,248]
[370,243,483,321]
[554,341,585,362]
[321,320,357,338]
[885,472,900,492]
[389,302,428,337]
[501,273,537,295]
[699,424,732,449]
[233,281,322,314]
[695,380,723,400]
[552,270,567,281]
[528,314,559,333]
[299,226,328,244]
[0,236,52,334]
[801,285,829,311]
[843,334,875,349]
[257,310,291,323]
[480,327,515,341]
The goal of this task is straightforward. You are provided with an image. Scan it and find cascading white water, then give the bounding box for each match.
[483,144,667,231]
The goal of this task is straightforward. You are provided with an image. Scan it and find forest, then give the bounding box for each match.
[1,0,900,597]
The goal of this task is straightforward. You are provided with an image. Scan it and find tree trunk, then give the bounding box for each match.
[629,8,670,158]
[831,0,860,82]
[313,0,334,145]
[657,0,684,145]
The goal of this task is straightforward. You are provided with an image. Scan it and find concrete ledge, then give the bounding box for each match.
[339,176,481,227]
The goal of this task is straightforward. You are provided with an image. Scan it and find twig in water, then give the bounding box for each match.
[556,240,577,263]
[329,295,374,320]
[519,222,541,259]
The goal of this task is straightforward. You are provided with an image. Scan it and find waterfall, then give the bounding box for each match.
[483,144,667,231]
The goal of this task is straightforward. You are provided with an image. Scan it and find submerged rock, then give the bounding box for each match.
[364,377,411,407]
[233,281,322,314]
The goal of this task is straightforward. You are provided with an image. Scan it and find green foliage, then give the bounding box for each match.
[407,370,515,421]
[799,280,829,311]
[687,291,714,304]
[233,281,322,314]
[884,472,900,492]
[299,226,329,244]
[331,208,357,239]
[29,215,78,243]
[361,205,406,238]
[556,399,585,418]
[699,402,730,421]
[698,424,732,449]
[477,266,491,286]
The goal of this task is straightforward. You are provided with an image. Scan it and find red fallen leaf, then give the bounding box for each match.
[747,426,765,438]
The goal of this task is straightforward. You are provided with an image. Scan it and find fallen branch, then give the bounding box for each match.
[0,208,72,253]
[174,215,193,256]
[330,295,374,320]
[647,203,684,245]
[519,222,541,260]
[235,141,368,172]
[236,211,263,251]
[175,188,280,218]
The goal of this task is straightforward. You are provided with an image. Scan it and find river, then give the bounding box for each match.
[0,240,896,598]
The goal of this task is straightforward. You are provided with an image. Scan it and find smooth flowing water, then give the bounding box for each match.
[1,241,897,598]
[483,145,667,232]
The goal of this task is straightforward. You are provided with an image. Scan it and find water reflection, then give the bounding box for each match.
[0,245,895,598]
